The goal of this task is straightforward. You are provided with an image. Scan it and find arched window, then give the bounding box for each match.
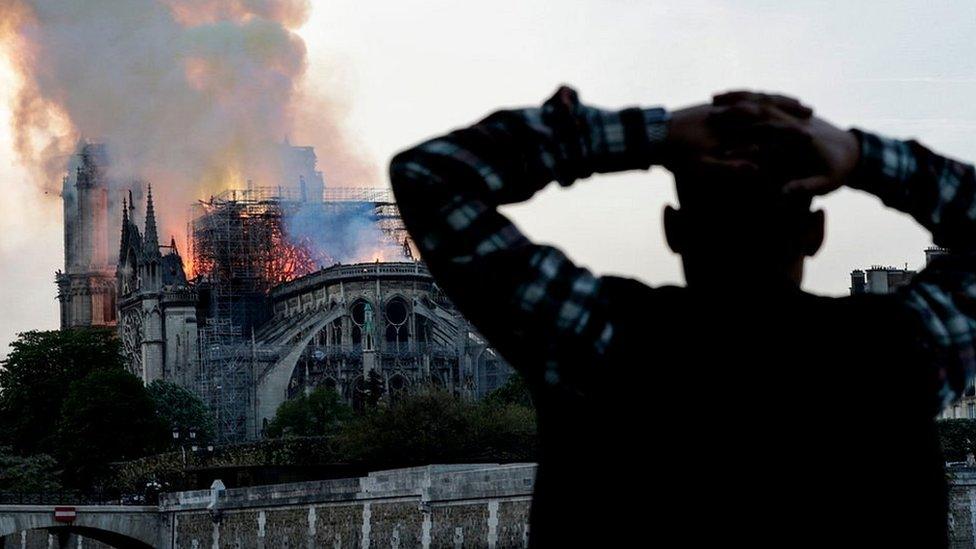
[385,297,408,324]
[350,299,371,348]
[351,300,369,325]
[385,297,410,352]
[350,299,377,351]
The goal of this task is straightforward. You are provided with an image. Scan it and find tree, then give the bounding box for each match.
[937,419,976,461]
[484,373,533,408]
[0,447,62,493]
[147,380,215,441]
[470,399,537,462]
[338,388,537,466]
[0,329,124,455]
[266,386,352,438]
[55,369,169,489]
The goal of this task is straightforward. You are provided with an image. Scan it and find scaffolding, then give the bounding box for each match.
[196,319,254,442]
[189,186,413,442]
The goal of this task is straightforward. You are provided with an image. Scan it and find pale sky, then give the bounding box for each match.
[3,0,974,353]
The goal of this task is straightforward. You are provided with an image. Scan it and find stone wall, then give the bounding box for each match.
[162,463,535,549]
[950,467,976,548]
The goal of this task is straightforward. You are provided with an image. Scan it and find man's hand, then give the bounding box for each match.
[712,91,861,196]
[778,115,861,196]
[665,104,758,174]
[664,93,814,177]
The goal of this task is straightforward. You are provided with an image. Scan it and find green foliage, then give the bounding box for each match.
[55,369,169,488]
[338,388,537,466]
[937,419,976,461]
[0,447,62,493]
[484,374,533,408]
[115,388,538,491]
[147,380,215,440]
[0,329,124,455]
[266,386,352,438]
[469,399,538,462]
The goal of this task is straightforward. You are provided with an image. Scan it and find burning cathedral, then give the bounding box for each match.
[57,142,512,442]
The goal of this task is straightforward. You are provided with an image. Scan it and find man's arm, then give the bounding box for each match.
[389,87,672,391]
[715,90,976,414]
[849,130,976,412]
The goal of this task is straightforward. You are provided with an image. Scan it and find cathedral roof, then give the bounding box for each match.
[118,191,143,267]
[160,251,188,286]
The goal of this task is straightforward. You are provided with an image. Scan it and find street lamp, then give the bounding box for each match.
[172,426,208,466]
[172,426,188,465]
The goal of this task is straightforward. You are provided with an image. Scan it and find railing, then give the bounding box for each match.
[270,261,429,300]
[203,186,395,205]
[0,490,146,506]
[323,187,394,203]
[299,342,458,362]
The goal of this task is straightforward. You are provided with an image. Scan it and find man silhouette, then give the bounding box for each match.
[390,87,969,547]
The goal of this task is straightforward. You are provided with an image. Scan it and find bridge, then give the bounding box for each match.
[0,463,536,548]
[10,464,976,547]
[0,505,166,548]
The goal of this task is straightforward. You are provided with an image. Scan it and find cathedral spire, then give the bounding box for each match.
[144,184,161,257]
[119,193,130,267]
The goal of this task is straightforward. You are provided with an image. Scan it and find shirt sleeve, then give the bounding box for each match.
[389,86,669,391]
[851,129,976,412]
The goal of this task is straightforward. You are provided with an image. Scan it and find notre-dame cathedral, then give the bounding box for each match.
[58,142,512,441]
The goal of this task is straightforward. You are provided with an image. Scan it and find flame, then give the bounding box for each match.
[182,255,197,279]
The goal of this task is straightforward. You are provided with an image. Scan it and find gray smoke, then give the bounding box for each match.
[1,0,376,242]
[285,202,408,265]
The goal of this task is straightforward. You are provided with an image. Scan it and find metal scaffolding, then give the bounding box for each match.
[196,319,254,443]
[189,186,413,442]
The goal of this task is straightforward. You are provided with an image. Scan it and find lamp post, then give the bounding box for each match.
[172,426,203,466]
[171,426,216,493]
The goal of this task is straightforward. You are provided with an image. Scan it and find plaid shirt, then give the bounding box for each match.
[390,87,669,393]
[390,86,976,416]
[852,129,976,411]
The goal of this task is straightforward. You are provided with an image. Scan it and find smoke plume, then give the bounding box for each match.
[285,202,408,266]
[0,0,376,243]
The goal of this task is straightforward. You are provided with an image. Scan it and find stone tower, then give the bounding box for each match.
[117,187,199,385]
[56,143,120,329]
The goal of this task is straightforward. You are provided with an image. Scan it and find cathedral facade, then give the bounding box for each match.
[117,187,198,385]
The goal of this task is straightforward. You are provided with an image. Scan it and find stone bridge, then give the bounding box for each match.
[13,463,976,547]
[162,463,535,548]
[0,505,166,548]
[0,463,536,548]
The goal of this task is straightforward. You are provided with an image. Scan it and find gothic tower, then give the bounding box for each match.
[117,186,198,385]
[139,186,165,382]
[57,143,119,329]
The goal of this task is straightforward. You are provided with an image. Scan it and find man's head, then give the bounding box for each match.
[664,165,824,290]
